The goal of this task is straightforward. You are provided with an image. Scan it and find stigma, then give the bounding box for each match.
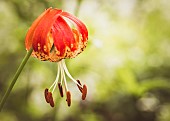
[44,59,87,107]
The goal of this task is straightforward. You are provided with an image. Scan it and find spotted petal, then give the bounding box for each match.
[25,8,51,51]
[52,16,77,58]
[32,9,62,54]
[61,12,88,43]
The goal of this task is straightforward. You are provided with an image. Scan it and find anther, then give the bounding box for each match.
[58,82,64,97]
[48,92,55,107]
[82,85,87,100]
[66,91,71,107]
[44,88,50,103]
[44,88,55,107]
[76,80,83,93]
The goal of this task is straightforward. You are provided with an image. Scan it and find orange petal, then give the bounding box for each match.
[32,9,62,54]
[52,16,77,58]
[57,16,77,51]
[52,20,66,57]
[25,8,52,51]
[61,12,88,43]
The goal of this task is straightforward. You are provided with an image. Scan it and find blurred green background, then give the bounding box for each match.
[1,0,170,121]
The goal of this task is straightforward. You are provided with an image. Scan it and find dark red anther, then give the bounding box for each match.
[44,88,55,107]
[82,85,87,100]
[44,88,50,103]
[48,92,55,107]
[77,80,82,85]
[66,91,71,107]
[76,80,83,93]
[58,82,64,97]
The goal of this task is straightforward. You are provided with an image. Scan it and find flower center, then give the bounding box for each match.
[44,59,87,107]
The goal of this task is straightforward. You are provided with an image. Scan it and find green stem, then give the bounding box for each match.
[0,48,33,111]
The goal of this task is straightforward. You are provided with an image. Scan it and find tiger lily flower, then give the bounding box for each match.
[25,8,88,107]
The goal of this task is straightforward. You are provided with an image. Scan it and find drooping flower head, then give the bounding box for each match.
[25,7,88,62]
[25,8,88,107]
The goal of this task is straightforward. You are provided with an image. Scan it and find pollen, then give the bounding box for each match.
[44,45,47,52]
[55,48,60,55]
[71,44,74,48]
[38,43,41,50]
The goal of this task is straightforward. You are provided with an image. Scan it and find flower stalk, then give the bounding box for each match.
[0,48,33,111]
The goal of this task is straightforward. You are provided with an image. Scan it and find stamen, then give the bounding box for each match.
[44,88,50,103]
[52,65,60,93]
[49,65,60,92]
[61,60,82,87]
[76,80,83,93]
[58,82,64,97]
[59,61,68,91]
[44,88,55,107]
[48,92,55,107]
[82,85,87,100]
[59,62,64,85]
[45,60,87,107]
[66,91,71,107]
[77,80,82,85]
